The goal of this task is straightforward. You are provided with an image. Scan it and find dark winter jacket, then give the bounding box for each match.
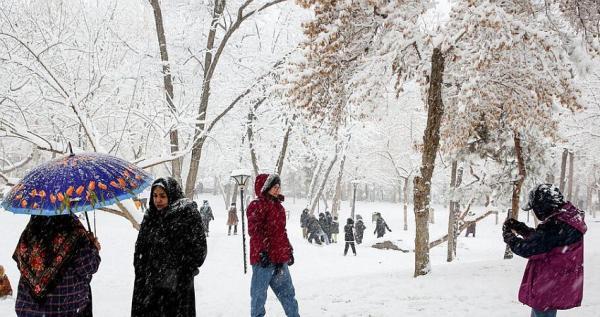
[300,210,309,228]
[505,202,586,311]
[374,217,391,238]
[325,212,333,229]
[132,177,207,317]
[318,213,330,234]
[355,219,366,243]
[331,220,340,234]
[247,174,293,265]
[200,203,214,222]
[344,223,355,242]
[13,216,100,317]
[307,216,322,235]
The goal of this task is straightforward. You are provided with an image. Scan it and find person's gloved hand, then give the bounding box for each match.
[503,230,516,244]
[511,220,531,236]
[503,218,519,232]
[259,251,270,268]
[288,252,294,266]
[502,218,517,243]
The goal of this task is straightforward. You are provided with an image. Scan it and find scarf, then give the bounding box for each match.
[13,215,88,299]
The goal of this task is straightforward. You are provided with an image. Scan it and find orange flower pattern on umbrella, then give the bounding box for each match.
[2,153,153,215]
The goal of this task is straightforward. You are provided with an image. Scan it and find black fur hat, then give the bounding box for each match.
[523,184,565,220]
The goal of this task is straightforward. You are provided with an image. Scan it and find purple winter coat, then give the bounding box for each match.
[518,202,587,311]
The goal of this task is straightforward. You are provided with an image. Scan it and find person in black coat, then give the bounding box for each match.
[374,214,392,238]
[132,177,207,317]
[331,216,340,243]
[354,215,366,244]
[325,211,334,242]
[344,218,356,256]
[318,213,330,244]
[300,209,309,239]
[306,215,323,245]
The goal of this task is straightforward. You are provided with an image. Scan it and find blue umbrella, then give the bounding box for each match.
[1,150,153,226]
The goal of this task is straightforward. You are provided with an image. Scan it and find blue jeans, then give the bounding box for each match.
[531,309,557,317]
[250,264,300,317]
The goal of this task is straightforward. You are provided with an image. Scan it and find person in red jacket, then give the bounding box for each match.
[503,184,586,317]
[247,173,299,317]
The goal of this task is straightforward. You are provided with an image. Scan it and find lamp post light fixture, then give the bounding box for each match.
[231,169,251,274]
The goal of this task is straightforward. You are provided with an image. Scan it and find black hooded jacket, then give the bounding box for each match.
[132,177,207,317]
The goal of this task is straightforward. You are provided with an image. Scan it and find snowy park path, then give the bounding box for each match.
[1,196,598,316]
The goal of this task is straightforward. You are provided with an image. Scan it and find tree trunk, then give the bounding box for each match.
[585,184,592,214]
[184,0,225,197]
[148,0,182,183]
[307,159,325,209]
[447,161,458,262]
[247,109,260,177]
[429,207,435,224]
[451,166,463,256]
[413,47,445,278]
[504,131,527,259]
[403,177,409,231]
[567,151,574,201]
[310,150,339,213]
[595,188,599,218]
[331,153,347,217]
[559,148,568,192]
[275,121,293,176]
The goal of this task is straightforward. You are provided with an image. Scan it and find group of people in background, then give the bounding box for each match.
[299,207,394,257]
[3,177,587,317]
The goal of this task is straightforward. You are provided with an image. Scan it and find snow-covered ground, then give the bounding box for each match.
[1,195,598,316]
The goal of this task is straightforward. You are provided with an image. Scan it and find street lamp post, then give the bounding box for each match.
[231,169,251,274]
[351,180,359,220]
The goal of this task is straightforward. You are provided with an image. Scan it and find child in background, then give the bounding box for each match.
[331,216,340,243]
[344,218,357,256]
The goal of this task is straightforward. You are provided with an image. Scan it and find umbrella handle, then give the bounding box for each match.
[84,211,93,236]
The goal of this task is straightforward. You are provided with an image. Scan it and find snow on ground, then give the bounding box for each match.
[1,194,598,316]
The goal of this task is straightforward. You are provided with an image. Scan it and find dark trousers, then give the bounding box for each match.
[308,232,322,245]
[344,242,356,255]
[228,225,238,235]
[355,232,363,244]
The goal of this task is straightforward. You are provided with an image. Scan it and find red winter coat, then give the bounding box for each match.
[247,174,292,265]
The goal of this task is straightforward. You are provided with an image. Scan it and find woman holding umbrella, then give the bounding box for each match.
[1,149,155,316]
[13,214,101,317]
[132,177,207,317]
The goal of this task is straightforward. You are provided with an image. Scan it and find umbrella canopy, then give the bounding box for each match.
[1,152,153,216]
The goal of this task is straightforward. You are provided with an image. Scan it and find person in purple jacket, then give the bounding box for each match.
[13,214,101,317]
[503,184,587,317]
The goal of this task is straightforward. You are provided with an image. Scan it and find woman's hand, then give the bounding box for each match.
[87,233,101,251]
